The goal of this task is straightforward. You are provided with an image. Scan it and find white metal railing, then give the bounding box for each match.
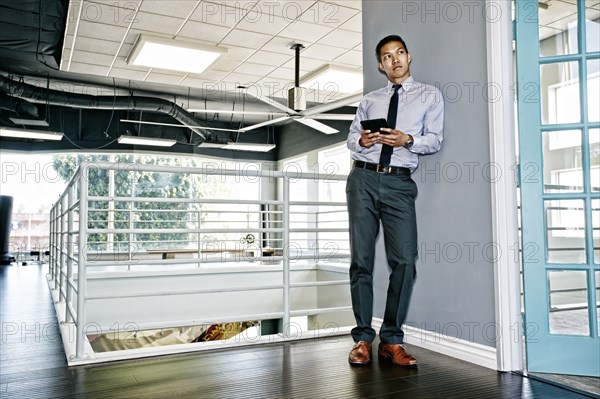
[48,161,351,363]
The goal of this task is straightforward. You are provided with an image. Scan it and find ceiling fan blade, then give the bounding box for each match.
[238,116,292,132]
[187,109,287,117]
[301,92,363,117]
[295,118,339,134]
[309,113,355,121]
[244,91,298,115]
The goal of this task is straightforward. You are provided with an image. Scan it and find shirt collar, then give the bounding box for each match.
[386,76,416,93]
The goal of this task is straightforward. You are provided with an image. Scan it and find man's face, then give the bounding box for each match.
[378,41,411,82]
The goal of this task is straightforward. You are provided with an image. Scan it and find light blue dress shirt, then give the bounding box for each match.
[347,76,444,173]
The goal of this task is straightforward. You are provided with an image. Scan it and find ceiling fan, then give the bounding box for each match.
[120,44,361,142]
[231,43,362,135]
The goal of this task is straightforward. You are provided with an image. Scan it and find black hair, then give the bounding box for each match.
[375,35,409,61]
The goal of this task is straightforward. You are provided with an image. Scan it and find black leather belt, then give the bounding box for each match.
[353,160,411,176]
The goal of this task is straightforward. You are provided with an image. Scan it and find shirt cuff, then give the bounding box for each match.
[356,135,365,152]
[408,135,421,153]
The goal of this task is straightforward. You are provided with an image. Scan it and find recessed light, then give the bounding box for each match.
[127,35,227,74]
[301,64,363,94]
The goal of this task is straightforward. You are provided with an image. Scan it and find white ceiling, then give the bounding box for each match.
[23,0,599,129]
[538,0,600,41]
[60,0,363,122]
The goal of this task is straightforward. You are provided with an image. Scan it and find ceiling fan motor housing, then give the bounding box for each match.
[288,87,307,112]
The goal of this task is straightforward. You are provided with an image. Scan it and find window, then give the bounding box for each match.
[0,152,262,257]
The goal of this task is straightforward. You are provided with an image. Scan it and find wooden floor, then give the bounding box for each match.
[0,263,596,399]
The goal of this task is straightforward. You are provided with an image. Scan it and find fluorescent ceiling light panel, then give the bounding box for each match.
[118,135,176,147]
[127,35,227,74]
[300,65,363,94]
[0,128,63,140]
[8,117,49,126]
[223,143,276,152]
[200,142,229,149]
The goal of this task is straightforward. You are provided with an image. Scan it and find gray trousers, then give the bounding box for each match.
[345,167,418,344]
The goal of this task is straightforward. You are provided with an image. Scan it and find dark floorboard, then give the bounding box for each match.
[528,372,600,398]
[0,263,596,399]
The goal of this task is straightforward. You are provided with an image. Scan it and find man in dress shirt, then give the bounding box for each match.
[346,35,444,366]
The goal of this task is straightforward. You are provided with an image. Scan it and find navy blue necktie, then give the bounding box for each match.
[379,84,401,168]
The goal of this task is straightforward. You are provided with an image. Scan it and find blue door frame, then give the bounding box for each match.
[515,0,600,377]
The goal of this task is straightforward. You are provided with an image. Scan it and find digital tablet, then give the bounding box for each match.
[360,118,389,134]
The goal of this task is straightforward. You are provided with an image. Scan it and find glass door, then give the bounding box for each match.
[515,0,599,376]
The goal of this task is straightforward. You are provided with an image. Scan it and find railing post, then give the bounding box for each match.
[49,206,55,286]
[108,164,114,253]
[54,203,60,290]
[75,164,89,360]
[58,198,65,303]
[258,203,263,260]
[53,204,59,290]
[282,177,290,339]
[128,203,133,270]
[315,209,320,265]
[197,208,202,267]
[65,184,74,323]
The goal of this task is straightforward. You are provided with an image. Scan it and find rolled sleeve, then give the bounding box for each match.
[347,102,368,153]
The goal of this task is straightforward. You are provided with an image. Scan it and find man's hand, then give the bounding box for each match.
[379,128,412,147]
[359,130,381,148]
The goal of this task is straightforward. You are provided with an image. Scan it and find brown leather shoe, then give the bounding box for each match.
[348,341,372,365]
[378,343,417,366]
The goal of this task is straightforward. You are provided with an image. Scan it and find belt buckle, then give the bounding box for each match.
[376,165,392,174]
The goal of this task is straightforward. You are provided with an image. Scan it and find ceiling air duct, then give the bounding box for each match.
[0,75,209,142]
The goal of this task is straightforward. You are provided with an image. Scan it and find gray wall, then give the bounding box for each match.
[363,0,496,346]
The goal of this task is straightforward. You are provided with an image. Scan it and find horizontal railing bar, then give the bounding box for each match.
[86,204,344,210]
[85,284,285,300]
[128,220,261,224]
[549,288,588,294]
[547,247,600,251]
[87,196,284,205]
[58,211,70,219]
[76,245,289,250]
[82,254,350,267]
[85,243,274,249]
[86,208,284,215]
[78,161,349,181]
[549,305,589,312]
[92,312,287,333]
[290,280,349,287]
[69,201,80,211]
[86,228,284,234]
[66,302,77,323]
[82,258,270,267]
[544,264,600,269]
[85,223,285,228]
[66,277,78,293]
[289,228,349,233]
[289,306,353,316]
[289,201,347,206]
[315,209,348,215]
